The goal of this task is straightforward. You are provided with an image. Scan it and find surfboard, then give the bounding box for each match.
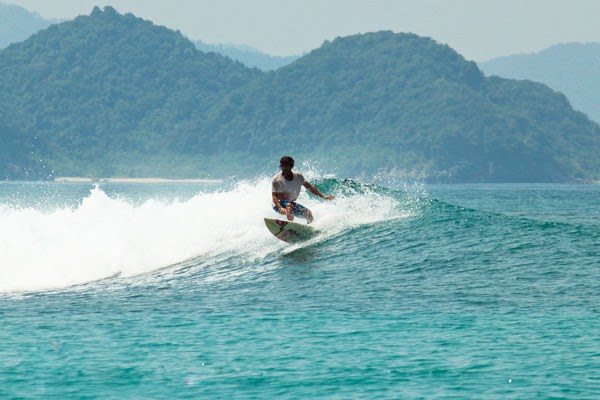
[264,218,316,244]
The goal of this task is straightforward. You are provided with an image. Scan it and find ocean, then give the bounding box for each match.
[0,176,598,399]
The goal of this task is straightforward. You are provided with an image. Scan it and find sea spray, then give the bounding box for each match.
[0,177,412,293]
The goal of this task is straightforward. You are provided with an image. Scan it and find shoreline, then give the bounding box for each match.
[54,177,223,183]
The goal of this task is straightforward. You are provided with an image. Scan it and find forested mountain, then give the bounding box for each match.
[0,7,598,182]
[0,2,55,49]
[193,40,299,71]
[479,43,600,123]
[0,6,261,177]
[202,33,599,182]
[0,1,296,71]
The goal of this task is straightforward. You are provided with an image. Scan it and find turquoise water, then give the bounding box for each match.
[1,179,598,398]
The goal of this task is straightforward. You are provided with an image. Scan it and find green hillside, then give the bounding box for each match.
[479,43,600,124]
[204,32,599,182]
[0,7,598,182]
[0,6,260,177]
[0,104,44,179]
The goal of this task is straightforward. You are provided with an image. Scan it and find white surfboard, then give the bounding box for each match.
[264,218,316,244]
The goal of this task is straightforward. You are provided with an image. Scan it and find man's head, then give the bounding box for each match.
[279,156,295,169]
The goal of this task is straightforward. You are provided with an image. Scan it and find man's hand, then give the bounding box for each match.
[284,204,294,221]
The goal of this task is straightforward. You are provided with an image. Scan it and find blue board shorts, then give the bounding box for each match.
[273,201,309,218]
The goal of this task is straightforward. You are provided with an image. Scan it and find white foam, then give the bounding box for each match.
[0,177,410,293]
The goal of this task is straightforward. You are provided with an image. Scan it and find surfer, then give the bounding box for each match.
[272,156,334,224]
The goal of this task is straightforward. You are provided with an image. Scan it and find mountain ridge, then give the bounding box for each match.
[0,2,56,49]
[0,7,598,182]
[193,40,300,71]
[479,42,600,123]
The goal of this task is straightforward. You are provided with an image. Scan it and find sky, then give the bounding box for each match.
[6,0,600,61]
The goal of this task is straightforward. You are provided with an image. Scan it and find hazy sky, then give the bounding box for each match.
[6,0,600,61]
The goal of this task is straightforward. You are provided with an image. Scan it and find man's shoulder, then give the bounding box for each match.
[272,172,283,183]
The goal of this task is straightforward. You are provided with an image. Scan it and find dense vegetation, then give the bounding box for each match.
[0,6,260,177]
[479,43,600,124]
[0,7,598,182]
[192,32,600,182]
[0,104,45,179]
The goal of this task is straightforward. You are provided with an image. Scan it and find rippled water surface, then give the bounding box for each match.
[1,180,598,398]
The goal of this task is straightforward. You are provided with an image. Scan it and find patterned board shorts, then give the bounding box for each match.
[273,201,309,218]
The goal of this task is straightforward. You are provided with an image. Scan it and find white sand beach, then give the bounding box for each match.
[54,177,223,183]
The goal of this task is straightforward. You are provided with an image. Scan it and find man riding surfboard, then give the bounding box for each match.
[271,156,334,224]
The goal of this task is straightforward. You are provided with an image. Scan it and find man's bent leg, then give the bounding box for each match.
[286,203,295,221]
